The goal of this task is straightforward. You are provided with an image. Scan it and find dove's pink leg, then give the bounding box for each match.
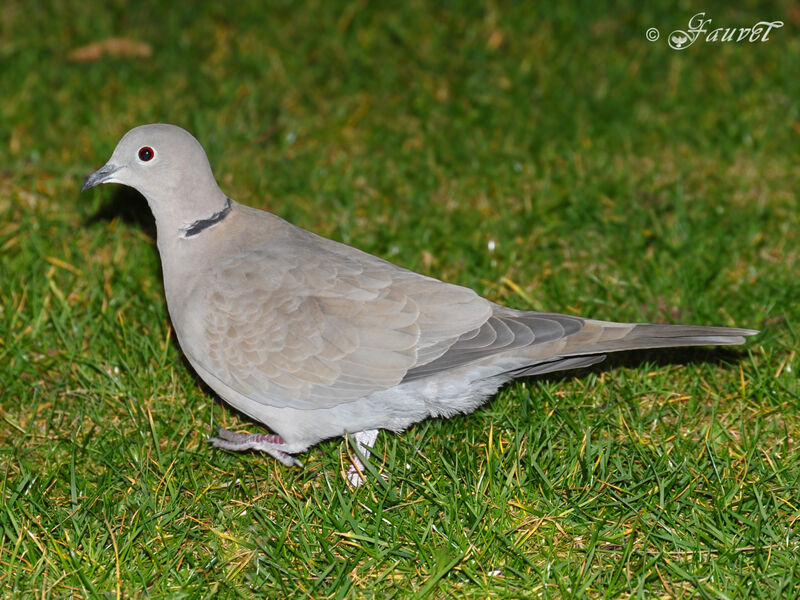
[210,427,302,467]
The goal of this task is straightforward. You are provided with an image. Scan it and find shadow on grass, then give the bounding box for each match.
[86,185,156,240]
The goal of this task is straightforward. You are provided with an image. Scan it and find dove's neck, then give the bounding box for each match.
[148,178,229,280]
[147,179,228,239]
[153,186,235,331]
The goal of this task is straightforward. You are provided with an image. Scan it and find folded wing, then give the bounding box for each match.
[190,241,493,409]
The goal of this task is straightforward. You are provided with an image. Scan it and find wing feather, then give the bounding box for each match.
[183,240,492,409]
[402,311,585,382]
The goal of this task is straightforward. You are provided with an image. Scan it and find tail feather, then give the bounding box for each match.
[566,323,758,356]
[511,354,608,377]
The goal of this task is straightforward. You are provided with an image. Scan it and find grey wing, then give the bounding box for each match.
[186,244,493,409]
[402,310,589,381]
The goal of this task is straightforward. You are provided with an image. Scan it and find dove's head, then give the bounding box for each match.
[82,124,228,235]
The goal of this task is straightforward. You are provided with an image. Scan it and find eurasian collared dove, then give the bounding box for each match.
[83,124,757,484]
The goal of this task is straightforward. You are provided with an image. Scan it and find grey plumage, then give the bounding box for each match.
[83,124,758,479]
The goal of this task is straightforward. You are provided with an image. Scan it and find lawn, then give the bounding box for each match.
[1,1,799,597]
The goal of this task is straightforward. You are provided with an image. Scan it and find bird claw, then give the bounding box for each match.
[209,427,302,467]
[346,463,368,487]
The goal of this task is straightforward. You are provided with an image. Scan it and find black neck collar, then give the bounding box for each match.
[181,197,233,238]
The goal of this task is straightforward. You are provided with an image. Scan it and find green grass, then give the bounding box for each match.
[1,1,799,597]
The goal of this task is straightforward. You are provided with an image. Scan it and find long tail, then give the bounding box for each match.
[567,322,758,354]
[511,322,757,378]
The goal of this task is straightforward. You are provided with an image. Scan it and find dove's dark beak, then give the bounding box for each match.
[81,163,121,192]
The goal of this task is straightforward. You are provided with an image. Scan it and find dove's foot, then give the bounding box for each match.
[345,429,381,487]
[210,427,302,467]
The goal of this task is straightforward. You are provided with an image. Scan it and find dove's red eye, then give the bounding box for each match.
[138,146,154,162]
